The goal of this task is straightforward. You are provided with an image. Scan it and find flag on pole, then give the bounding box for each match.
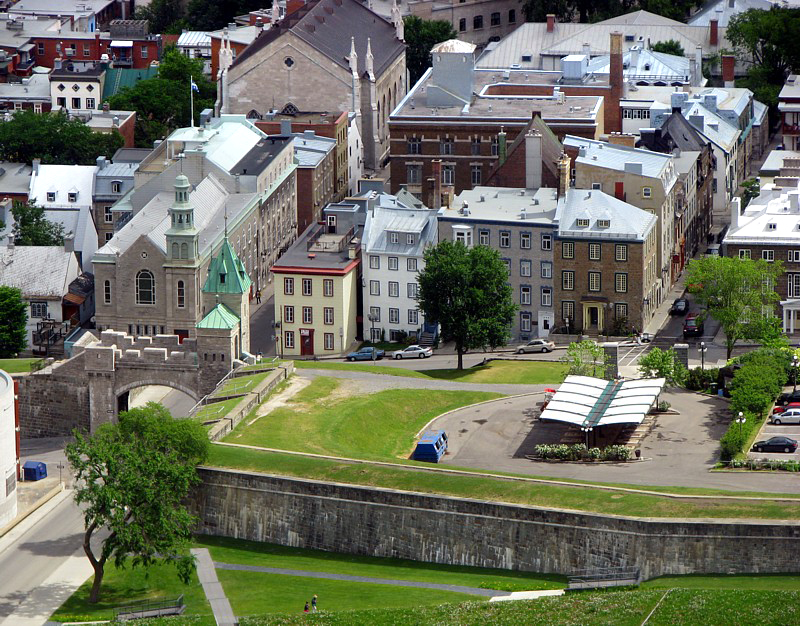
[191,79,199,92]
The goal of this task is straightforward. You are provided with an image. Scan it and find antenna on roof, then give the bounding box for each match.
[224,204,228,238]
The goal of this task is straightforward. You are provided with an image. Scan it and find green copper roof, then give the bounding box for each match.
[196,303,240,329]
[102,67,158,101]
[202,237,252,294]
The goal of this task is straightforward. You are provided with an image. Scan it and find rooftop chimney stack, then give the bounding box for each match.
[710,19,718,47]
[730,196,741,229]
[609,32,624,133]
[525,130,542,189]
[722,55,735,88]
[546,14,555,33]
[557,152,571,198]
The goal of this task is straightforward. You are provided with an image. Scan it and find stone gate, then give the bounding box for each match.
[18,329,230,437]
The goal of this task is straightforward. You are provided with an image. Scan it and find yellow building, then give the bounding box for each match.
[271,222,361,357]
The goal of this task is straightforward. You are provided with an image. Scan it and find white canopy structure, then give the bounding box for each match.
[541,375,665,429]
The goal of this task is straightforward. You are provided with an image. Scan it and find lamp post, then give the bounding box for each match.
[580,426,592,449]
[368,313,378,361]
[699,341,707,371]
[793,356,799,393]
[736,412,746,438]
[565,317,570,335]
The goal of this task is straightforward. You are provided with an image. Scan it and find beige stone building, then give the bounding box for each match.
[217,0,406,171]
[408,0,523,46]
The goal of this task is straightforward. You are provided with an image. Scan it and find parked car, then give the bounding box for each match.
[751,436,798,453]
[346,347,385,361]
[704,244,720,257]
[392,345,433,359]
[773,402,800,415]
[770,409,800,425]
[682,314,704,338]
[669,298,689,315]
[778,390,800,405]
[516,339,555,354]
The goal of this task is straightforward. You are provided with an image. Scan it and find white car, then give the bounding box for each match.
[516,339,556,354]
[393,345,433,359]
[771,409,800,425]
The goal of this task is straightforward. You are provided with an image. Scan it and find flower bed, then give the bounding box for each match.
[533,443,633,462]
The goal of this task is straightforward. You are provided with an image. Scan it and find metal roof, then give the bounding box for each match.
[557,188,657,241]
[196,303,240,329]
[362,194,437,256]
[177,31,211,48]
[540,375,665,428]
[688,0,771,27]
[564,135,676,184]
[202,237,252,295]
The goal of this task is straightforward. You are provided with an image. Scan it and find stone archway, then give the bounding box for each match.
[115,379,201,415]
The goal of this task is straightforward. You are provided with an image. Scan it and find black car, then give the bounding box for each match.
[778,390,800,405]
[751,436,799,454]
[670,298,689,315]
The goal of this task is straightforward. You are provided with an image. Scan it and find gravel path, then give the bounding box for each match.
[296,368,550,395]
[213,562,509,597]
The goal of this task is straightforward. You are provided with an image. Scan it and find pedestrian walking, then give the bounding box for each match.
[304,601,309,613]
[311,595,318,611]
[256,289,261,304]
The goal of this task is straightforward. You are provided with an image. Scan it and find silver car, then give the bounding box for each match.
[771,409,800,425]
[516,339,556,354]
[392,345,433,359]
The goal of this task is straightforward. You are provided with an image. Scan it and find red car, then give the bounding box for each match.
[773,402,800,415]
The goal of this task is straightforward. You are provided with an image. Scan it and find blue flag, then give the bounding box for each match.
[191,80,199,92]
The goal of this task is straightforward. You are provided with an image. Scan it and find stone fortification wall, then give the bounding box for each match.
[192,468,800,580]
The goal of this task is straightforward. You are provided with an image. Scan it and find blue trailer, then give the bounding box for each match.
[412,430,448,462]
[23,461,47,481]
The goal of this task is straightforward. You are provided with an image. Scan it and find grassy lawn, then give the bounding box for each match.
[0,357,41,373]
[218,569,480,617]
[648,589,800,626]
[212,372,270,398]
[223,377,502,461]
[240,361,283,372]
[207,445,800,519]
[49,561,213,624]
[238,590,664,625]
[191,397,243,421]
[292,359,567,385]
[199,536,566,592]
[642,573,800,590]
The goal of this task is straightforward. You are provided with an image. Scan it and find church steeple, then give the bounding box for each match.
[166,174,199,261]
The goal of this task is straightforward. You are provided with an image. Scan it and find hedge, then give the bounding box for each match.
[534,443,632,462]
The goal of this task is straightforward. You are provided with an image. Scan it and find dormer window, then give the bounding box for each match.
[576,218,590,227]
[46,192,56,202]
[597,219,611,228]
[111,181,122,194]
[68,192,77,202]
[406,234,414,245]
[390,232,399,244]
[219,273,226,284]
[768,223,777,230]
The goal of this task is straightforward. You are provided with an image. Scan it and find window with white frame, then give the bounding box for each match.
[390,232,399,244]
[440,138,454,155]
[407,283,418,298]
[616,244,628,261]
[369,255,380,269]
[541,287,552,306]
[135,270,155,304]
[389,281,399,297]
[369,306,380,322]
[615,303,628,319]
[407,137,421,154]
[454,228,472,247]
[478,230,489,245]
[762,249,774,262]
[407,234,414,245]
[520,312,532,332]
[30,301,48,318]
[520,260,531,277]
[407,258,418,271]
[789,274,800,298]
[284,305,294,323]
[541,234,552,250]
[520,286,532,305]
[408,309,418,324]
[103,280,111,304]
[471,165,481,186]
[407,165,421,184]
[442,164,455,185]
[500,231,510,248]
[589,272,601,291]
[789,250,800,263]
[324,307,334,325]
[46,191,56,202]
[562,271,574,290]
[285,331,295,349]
[541,262,552,278]
[302,306,313,324]
[388,256,398,270]
[562,301,575,322]
[591,182,601,190]
[642,187,652,198]
[389,308,399,324]
[104,205,113,223]
[520,232,531,249]
[284,277,294,295]
[324,333,334,350]
[615,273,628,293]
[739,249,751,259]
[323,279,333,297]
[302,278,312,296]
[562,241,574,259]
[589,243,601,260]
[369,280,380,296]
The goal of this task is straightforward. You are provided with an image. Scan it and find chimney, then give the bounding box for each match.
[32,158,40,175]
[255,17,263,35]
[670,91,688,112]
[693,45,703,86]
[582,42,590,58]
[608,133,636,148]
[629,45,640,70]
[525,130,542,189]
[546,14,555,33]
[689,114,704,131]
[609,32,624,133]
[557,152,570,198]
[789,191,800,212]
[6,234,14,250]
[64,236,74,253]
[710,19,718,47]
[730,196,741,229]
[431,159,443,209]
[280,119,292,134]
[703,94,717,113]
[722,55,735,88]
[96,156,107,169]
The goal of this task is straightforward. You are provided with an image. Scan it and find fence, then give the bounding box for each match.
[114,594,185,620]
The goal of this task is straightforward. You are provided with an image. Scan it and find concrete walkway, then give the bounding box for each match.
[191,548,237,626]
[213,562,508,598]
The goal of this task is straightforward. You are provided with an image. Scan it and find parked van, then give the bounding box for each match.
[704,244,720,257]
[412,430,448,462]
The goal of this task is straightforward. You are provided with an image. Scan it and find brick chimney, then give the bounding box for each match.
[722,55,735,88]
[608,32,624,134]
[710,19,718,47]
[608,133,636,148]
[557,152,570,198]
[431,159,443,209]
[546,14,555,33]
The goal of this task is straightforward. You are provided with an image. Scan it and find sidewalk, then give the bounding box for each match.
[191,548,236,626]
[643,271,689,337]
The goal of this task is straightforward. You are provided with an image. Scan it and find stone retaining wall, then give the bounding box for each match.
[191,467,800,580]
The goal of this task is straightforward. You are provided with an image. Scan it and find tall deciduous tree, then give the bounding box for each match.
[403,16,457,86]
[66,403,210,603]
[186,0,268,30]
[686,256,784,360]
[0,286,27,357]
[417,241,516,370]
[561,340,609,378]
[651,40,685,57]
[11,201,65,246]
[638,347,686,386]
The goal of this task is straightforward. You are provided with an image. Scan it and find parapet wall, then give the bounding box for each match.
[192,468,800,580]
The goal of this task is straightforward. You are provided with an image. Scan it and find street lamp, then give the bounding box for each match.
[368,313,379,361]
[793,356,799,393]
[699,341,708,371]
[580,426,593,448]
[735,412,746,438]
[565,317,570,335]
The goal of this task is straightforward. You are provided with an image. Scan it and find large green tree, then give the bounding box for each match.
[651,40,685,57]
[66,403,210,603]
[727,7,800,108]
[11,201,65,246]
[638,347,686,386]
[561,340,609,378]
[0,286,27,357]
[186,0,268,30]
[108,48,215,147]
[524,0,701,24]
[0,110,123,165]
[686,256,785,359]
[134,0,187,34]
[417,241,516,370]
[403,16,457,86]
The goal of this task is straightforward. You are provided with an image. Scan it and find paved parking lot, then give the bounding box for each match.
[748,419,800,461]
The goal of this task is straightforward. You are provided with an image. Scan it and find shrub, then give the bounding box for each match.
[657,401,671,412]
[587,447,602,460]
[719,410,758,461]
[534,443,633,462]
[685,366,719,391]
[603,445,632,461]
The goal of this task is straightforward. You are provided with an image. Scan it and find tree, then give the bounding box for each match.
[134,0,186,34]
[403,16,457,86]
[561,340,609,378]
[186,0,267,30]
[417,241,516,370]
[651,40,685,57]
[638,347,686,386]
[0,110,123,165]
[686,256,785,360]
[108,48,215,147]
[11,201,65,246]
[66,403,210,603]
[0,286,27,357]
[741,177,760,208]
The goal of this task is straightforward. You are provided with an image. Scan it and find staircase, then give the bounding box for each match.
[567,567,640,591]
[418,330,435,347]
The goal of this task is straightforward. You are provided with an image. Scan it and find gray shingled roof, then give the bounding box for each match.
[0,246,79,298]
[558,188,657,241]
